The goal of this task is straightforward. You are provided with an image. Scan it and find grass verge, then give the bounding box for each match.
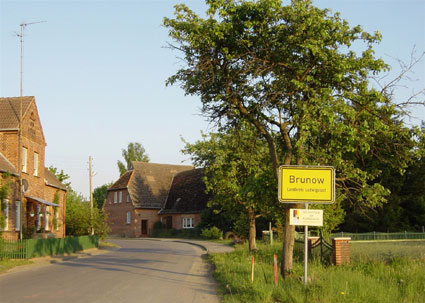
[0,259,33,274]
[210,241,425,303]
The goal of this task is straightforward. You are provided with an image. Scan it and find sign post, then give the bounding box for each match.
[279,166,335,285]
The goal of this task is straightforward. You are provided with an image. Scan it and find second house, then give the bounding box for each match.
[104,162,210,237]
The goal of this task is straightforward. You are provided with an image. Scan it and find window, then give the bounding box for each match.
[119,191,122,203]
[45,207,50,231]
[36,204,41,231]
[1,199,8,231]
[109,194,112,204]
[55,207,59,231]
[126,212,131,224]
[33,152,39,176]
[126,193,130,203]
[22,147,28,173]
[183,217,194,229]
[114,192,117,203]
[15,201,21,231]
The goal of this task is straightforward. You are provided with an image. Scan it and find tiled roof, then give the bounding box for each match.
[0,97,34,129]
[108,171,132,190]
[159,168,210,214]
[128,162,193,209]
[44,168,67,191]
[0,152,18,176]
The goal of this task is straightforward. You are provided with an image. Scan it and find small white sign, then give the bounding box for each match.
[290,209,323,226]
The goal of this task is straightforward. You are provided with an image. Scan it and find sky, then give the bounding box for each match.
[1,0,424,199]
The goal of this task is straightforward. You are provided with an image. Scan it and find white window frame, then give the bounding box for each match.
[33,152,39,176]
[126,212,131,224]
[182,217,194,229]
[114,192,117,203]
[126,193,130,203]
[2,199,9,231]
[15,201,21,231]
[119,191,122,203]
[45,206,50,231]
[22,147,28,173]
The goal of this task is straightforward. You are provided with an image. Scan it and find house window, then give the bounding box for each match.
[15,201,21,231]
[114,192,117,203]
[126,193,130,203]
[126,212,131,224]
[22,147,28,173]
[1,199,8,231]
[36,204,41,231]
[119,191,122,203]
[183,217,194,229]
[55,207,59,231]
[33,152,39,176]
[45,207,50,231]
[109,194,112,204]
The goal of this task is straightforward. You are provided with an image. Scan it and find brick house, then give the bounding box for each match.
[0,96,67,240]
[104,162,210,237]
[159,168,210,229]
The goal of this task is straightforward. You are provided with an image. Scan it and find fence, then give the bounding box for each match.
[331,231,425,241]
[0,235,99,259]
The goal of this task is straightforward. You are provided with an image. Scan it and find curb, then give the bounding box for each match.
[172,240,209,254]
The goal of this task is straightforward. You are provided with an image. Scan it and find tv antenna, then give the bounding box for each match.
[16,20,46,240]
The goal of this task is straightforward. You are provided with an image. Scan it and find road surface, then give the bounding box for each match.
[0,239,221,303]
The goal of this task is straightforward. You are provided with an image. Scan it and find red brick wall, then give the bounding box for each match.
[332,238,351,265]
[133,209,160,237]
[104,189,140,237]
[1,101,67,240]
[158,213,201,229]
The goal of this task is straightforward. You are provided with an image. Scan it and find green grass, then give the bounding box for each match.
[0,259,33,274]
[210,241,425,303]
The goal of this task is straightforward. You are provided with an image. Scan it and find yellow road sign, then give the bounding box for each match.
[279,166,335,203]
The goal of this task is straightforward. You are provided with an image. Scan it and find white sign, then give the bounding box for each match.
[290,209,323,226]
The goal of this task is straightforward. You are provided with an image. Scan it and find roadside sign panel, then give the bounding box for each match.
[290,209,323,226]
[278,166,335,203]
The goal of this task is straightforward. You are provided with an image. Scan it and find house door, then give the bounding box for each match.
[141,220,148,236]
[166,216,172,229]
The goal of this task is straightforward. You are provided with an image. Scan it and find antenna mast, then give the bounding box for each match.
[17,21,46,239]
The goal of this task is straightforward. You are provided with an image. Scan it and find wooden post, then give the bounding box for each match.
[273,254,278,285]
[251,256,255,283]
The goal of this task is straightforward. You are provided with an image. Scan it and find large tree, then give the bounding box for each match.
[117,142,150,175]
[165,0,419,277]
[183,122,277,251]
[93,183,112,209]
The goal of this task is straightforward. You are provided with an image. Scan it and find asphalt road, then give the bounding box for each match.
[0,239,221,303]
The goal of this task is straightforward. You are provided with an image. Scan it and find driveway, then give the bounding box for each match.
[0,239,221,303]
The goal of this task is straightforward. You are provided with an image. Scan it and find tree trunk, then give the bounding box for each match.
[281,203,302,277]
[248,207,257,251]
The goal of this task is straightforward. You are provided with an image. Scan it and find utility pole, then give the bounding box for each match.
[16,21,46,239]
[88,156,95,235]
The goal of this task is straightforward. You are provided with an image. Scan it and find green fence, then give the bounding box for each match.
[0,235,99,259]
[332,231,425,241]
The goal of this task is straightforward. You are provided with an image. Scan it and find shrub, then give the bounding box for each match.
[201,226,223,240]
[152,220,163,230]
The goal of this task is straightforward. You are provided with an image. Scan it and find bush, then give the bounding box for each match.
[150,227,201,239]
[152,220,163,230]
[201,226,223,240]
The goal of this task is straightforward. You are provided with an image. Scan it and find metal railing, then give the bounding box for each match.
[0,239,28,259]
[331,231,425,241]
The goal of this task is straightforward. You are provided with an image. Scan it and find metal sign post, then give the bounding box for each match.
[279,165,335,286]
[304,203,308,285]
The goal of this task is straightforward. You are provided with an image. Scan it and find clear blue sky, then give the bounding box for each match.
[1,0,424,198]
